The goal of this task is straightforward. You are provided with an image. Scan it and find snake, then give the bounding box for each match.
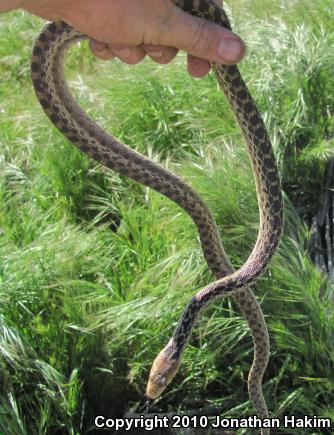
[30,0,283,432]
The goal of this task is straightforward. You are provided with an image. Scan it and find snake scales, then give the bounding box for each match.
[31,0,283,432]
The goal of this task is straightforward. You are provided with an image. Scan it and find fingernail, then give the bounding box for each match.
[91,40,108,53]
[113,48,132,59]
[147,51,163,59]
[217,38,244,63]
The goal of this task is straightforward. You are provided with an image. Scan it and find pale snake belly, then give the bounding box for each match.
[31,0,283,433]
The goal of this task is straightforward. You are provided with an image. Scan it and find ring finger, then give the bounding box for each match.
[90,40,146,65]
[141,44,178,64]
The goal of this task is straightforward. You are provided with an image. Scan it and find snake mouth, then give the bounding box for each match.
[139,395,153,413]
[143,394,153,403]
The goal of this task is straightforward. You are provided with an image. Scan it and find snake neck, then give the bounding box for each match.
[168,297,204,358]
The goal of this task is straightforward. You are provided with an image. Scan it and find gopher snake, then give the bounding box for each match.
[31,0,283,432]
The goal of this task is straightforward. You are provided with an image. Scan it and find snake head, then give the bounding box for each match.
[146,347,181,399]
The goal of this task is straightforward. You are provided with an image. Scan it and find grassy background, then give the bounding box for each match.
[0,0,334,433]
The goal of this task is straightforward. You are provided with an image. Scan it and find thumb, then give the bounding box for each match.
[160,2,245,64]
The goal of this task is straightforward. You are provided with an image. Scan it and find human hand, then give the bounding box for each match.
[20,0,246,77]
[0,0,21,12]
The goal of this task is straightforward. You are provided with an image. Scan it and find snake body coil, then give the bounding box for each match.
[31,0,283,433]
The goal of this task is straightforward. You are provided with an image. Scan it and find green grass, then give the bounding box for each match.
[1,1,334,434]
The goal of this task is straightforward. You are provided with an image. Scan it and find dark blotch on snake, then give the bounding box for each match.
[33,46,42,56]
[33,79,43,92]
[39,98,51,109]
[48,22,57,33]
[67,135,78,143]
[50,114,60,124]
[244,103,254,115]
[38,33,47,43]
[92,153,102,161]
[182,0,193,12]
[79,144,90,152]
[31,62,40,72]
[60,125,70,134]
[237,89,248,100]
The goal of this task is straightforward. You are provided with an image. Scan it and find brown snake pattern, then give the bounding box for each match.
[31,0,283,432]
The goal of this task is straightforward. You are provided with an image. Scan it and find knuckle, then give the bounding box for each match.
[189,20,213,55]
